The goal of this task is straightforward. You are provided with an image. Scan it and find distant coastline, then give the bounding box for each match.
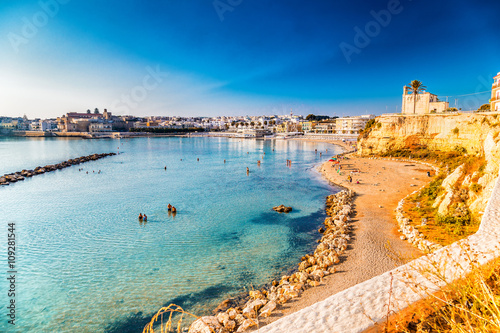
[0,130,189,139]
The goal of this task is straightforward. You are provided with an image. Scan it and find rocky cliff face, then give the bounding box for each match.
[357,113,500,217]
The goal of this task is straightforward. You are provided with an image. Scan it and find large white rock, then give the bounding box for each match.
[441,164,464,191]
[259,300,277,318]
[188,316,222,333]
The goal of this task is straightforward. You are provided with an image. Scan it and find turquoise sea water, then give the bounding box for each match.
[0,136,341,332]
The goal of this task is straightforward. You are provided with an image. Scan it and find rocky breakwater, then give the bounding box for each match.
[0,153,116,186]
[188,189,356,333]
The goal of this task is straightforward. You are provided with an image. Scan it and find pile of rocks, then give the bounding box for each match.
[272,205,292,213]
[0,153,116,186]
[188,190,356,333]
[395,197,442,253]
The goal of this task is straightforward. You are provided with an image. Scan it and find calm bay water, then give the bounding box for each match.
[0,136,341,332]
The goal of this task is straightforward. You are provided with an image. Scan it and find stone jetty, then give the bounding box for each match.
[188,189,356,333]
[0,153,116,186]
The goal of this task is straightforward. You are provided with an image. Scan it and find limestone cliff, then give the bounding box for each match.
[357,112,500,217]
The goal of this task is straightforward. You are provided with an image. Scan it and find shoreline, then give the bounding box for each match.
[191,139,436,333]
[251,148,436,330]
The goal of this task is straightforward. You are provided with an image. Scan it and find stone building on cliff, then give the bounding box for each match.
[402,86,449,114]
[491,72,500,112]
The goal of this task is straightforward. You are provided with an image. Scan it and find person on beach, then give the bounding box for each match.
[139,213,143,221]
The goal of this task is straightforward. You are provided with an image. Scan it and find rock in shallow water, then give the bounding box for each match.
[272,205,292,213]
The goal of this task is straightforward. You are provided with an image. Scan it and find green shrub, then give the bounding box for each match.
[436,213,471,227]
[453,145,467,154]
[418,175,445,202]
[470,183,482,193]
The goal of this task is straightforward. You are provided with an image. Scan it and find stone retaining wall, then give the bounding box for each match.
[258,168,500,333]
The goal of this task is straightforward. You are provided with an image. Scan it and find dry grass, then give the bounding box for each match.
[402,198,479,246]
[383,256,500,333]
[142,304,200,333]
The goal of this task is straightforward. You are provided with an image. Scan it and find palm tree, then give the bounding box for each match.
[407,80,427,114]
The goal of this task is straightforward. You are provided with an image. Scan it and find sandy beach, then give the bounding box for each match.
[259,151,435,327]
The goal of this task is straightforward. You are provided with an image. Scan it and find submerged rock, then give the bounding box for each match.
[272,205,292,213]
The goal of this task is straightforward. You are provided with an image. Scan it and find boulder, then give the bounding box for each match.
[188,316,221,333]
[226,308,238,320]
[236,319,257,332]
[216,311,229,324]
[272,205,292,213]
[259,300,277,317]
[223,319,236,330]
[242,299,266,318]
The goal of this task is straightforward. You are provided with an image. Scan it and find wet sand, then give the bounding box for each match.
[260,154,435,327]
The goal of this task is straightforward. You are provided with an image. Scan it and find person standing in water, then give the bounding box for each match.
[138,213,143,221]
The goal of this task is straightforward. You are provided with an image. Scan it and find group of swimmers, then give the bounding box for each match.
[79,169,101,174]
[167,204,177,213]
[139,204,177,222]
[286,159,292,167]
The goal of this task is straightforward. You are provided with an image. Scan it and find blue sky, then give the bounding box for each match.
[0,0,499,118]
